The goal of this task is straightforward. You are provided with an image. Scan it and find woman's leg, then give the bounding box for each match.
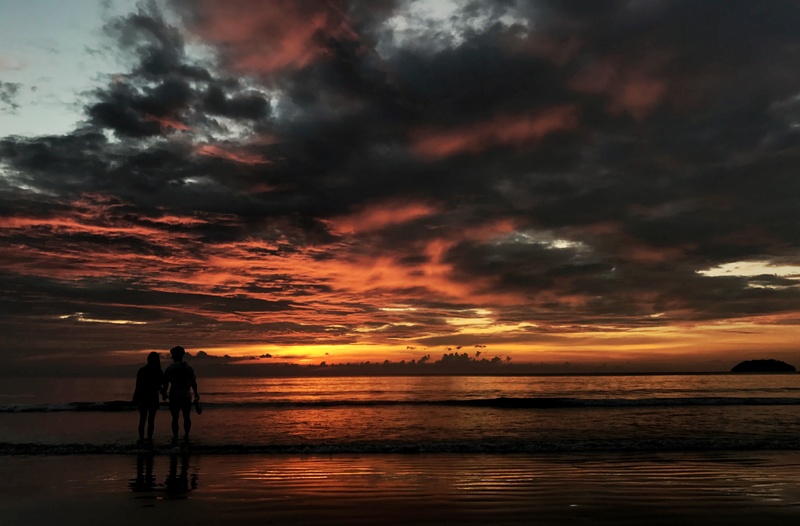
[138,407,147,440]
[146,405,157,439]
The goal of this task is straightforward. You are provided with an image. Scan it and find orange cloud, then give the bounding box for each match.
[7,193,799,363]
[146,214,209,226]
[410,106,579,159]
[0,196,211,239]
[187,0,360,73]
[0,194,245,284]
[306,220,523,306]
[324,201,439,235]
[196,144,270,165]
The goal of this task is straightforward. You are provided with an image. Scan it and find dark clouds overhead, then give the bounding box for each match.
[0,81,22,113]
[2,0,800,369]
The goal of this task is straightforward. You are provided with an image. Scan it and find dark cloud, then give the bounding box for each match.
[88,79,193,137]
[202,84,269,120]
[0,81,21,113]
[87,6,272,140]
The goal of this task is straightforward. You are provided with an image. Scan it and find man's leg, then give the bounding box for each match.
[170,406,180,439]
[182,404,192,437]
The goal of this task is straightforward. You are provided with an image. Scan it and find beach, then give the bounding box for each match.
[4,374,800,524]
[4,451,800,525]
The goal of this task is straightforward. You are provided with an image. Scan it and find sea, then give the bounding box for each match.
[2,373,800,454]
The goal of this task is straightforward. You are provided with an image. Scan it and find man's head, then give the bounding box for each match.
[169,345,186,362]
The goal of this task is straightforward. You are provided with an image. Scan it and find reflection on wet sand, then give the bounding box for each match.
[165,452,198,498]
[129,452,198,500]
[129,453,156,493]
[4,453,800,526]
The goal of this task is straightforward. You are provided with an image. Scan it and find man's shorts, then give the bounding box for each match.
[169,390,192,411]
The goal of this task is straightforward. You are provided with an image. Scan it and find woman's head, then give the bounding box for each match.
[146,351,160,367]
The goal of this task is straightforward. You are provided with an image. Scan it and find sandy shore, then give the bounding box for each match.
[3,452,800,525]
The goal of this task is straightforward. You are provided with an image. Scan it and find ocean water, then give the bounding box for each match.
[2,374,800,454]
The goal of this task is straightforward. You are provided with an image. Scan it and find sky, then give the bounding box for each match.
[2,0,800,375]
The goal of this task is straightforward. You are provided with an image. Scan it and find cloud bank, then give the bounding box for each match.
[2,0,800,371]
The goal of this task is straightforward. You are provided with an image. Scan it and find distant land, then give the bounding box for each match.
[5,351,796,377]
[731,359,797,373]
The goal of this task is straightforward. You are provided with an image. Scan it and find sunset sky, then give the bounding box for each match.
[2,0,800,374]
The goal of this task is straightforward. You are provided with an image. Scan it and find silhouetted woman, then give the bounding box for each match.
[133,351,166,442]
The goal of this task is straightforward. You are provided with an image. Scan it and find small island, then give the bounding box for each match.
[731,359,797,373]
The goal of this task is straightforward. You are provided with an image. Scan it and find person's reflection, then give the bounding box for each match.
[165,452,198,498]
[129,453,157,493]
[129,453,199,499]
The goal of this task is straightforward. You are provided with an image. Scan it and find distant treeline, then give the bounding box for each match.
[317,352,512,368]
[192,351,518,376]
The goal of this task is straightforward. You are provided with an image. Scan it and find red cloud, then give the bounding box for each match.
[185,0,360,74]
[410,106,579,160]
[570,57,667,121]
[195,144,270,165]
[144,114,191,132]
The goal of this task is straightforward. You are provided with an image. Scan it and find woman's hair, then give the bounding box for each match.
[147,351,161,367]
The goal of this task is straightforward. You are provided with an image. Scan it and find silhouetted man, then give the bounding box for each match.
[163,345,199,442]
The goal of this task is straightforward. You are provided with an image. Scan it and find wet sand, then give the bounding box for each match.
[3,452,800,525]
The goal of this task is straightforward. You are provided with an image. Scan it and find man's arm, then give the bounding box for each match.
[159,370,167,400]
[161,368,170,400]
[189,367,199,400]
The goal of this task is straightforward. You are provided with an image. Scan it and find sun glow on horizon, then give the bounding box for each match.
[115,313,800,370]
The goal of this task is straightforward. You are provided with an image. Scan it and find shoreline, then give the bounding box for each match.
[5,439,800,455]
[4,371,783,379]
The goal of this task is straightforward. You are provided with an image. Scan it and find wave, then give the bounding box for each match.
[3,437,800,455]
[0,401,137,413]
[3,396,800,412]
[153,387,800,398]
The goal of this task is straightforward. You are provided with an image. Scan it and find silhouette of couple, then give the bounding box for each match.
[133,345,200,443]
